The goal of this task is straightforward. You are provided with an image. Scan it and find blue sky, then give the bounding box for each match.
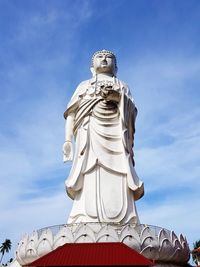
[0,0,200,263]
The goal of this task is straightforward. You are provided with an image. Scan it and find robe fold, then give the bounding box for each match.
[64,78,144,224]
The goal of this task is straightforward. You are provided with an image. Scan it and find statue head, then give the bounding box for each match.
[91,49,118,77]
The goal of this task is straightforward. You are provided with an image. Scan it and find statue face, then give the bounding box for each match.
[93,53,115,75]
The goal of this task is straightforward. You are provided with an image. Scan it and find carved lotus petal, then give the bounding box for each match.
[120,225,140,243]
[179,234,185,246]
[38,228,53,244]
[96,225,119,242]
[141,245,159,260]
[16,234,29,265]
[37,229,53,257]
[74,224,96,243]
[158,229,170,246]
[18,233,29,246]
[159,238,174,261]
[120,225,141,252]
[171,231,179,244]
[29,230,39,245]
[53,226,74,249]
[16,253,26,265]
[37,240,52,257]
[54,225,74,241]
[74,234,94,243]
[25,249,39,264]
[181,241,190,262]
[25,233,38,260]
[140,226,158,251]
[16,234,29,254]
[169,247,181,262]
[19,235,38,265]
[173,241,190,263]
[26,240,37,253]
[141,226,156,240]
[174,239,182,250]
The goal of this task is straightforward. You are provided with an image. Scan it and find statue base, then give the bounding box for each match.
[16,223,190,266]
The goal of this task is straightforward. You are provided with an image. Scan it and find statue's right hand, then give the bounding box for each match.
[63,141,73,162]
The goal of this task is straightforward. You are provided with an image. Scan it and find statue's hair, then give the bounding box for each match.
[91,49,118,74]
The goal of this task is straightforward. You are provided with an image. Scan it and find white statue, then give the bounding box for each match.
[63,50,144,224]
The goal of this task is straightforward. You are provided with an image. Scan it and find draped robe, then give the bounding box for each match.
[64,78,144,224]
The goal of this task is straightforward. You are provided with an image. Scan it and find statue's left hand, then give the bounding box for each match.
[106,89,121,103]
[63,141,73,162]
[100,86,120,103]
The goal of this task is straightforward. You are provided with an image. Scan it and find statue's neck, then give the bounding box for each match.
[90,73,118,86]
[96,73,114,80]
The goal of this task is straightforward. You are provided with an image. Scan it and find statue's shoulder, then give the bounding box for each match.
[117,79,136,105]
[117,79,130,94]
[117,79,129,89]
[72,79,90,96]
[76,79,90,89]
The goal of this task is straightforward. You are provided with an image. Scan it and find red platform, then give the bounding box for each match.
[25,242,154,266]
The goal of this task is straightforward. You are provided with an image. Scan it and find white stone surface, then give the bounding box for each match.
[16,223,190,265]
[63,50,144,224]
[6,259,21,267]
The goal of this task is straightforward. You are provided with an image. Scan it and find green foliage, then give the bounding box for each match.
[193,240,200,250]
[192,239,200,265]
[0,240,12,264]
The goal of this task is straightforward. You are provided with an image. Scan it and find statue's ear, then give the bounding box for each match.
[90,67,95,76]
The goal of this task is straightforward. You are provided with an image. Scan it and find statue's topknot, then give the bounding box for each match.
[91,49,118,74]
